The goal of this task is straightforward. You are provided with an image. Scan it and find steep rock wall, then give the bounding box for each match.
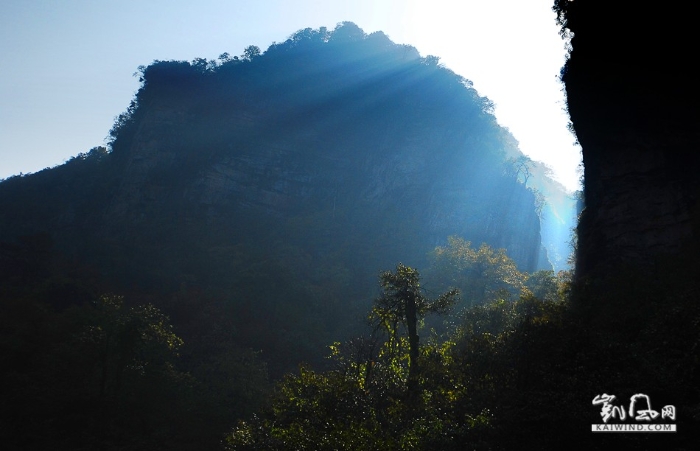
[0,27,550,297]
[104,97,545,274]
[556,0,700,277]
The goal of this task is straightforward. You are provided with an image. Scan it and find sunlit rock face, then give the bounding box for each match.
[556,0,700,277]
[107,88,545,274]
[100,26,548,274]
[0,24,551,293]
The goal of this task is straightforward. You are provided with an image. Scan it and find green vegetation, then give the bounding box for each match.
[225,262,569,450]
[0,234,269,450]
[222,251,699,449]
[1,232,697,449]
[427,236,526,307]
[0,225,571,450]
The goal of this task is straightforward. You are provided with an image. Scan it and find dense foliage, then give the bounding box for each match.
[224,265,570,450]
[0,235,269,450]
[225,256,700,449]
[3,227,697,449]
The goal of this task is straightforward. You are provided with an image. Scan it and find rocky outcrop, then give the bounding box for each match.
[1,24,551,294]
[105,97,545,274]
[93,25,554,277]
[555,0,700,278]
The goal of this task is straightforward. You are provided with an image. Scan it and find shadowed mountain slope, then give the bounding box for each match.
[0,23,555,377]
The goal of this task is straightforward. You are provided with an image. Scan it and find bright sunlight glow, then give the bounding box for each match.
[0,0,581,191]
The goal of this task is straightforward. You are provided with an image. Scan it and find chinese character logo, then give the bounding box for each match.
[629,393,658,421]
[592,393,626,423]
[592,393,676,433]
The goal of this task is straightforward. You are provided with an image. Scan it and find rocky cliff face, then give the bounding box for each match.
[94,27,552,279]
[0,25,559,398]
[1,25,551,299]
[555,0,700,278]
[105,89,545,275]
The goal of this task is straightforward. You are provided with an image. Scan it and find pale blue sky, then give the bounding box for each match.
[0,0,581,191]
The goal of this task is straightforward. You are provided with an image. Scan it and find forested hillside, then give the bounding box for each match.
[0,22,582,449]
[0,21,559,369]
